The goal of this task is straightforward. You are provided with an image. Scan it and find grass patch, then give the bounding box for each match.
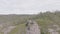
[8,24,26,34]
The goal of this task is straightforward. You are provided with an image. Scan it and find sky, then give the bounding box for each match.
[0,0,60,14]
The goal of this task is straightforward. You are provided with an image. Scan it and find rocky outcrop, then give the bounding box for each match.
[26,20,40,34]
[1,26,16,34]
[48,24,60,34]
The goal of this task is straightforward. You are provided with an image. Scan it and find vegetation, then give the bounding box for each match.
[8,24,26,34]
[0,11,60,34]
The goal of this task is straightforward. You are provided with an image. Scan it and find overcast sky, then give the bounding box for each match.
[0,0,60,14]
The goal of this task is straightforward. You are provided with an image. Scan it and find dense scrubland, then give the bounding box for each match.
[0,11,60,34]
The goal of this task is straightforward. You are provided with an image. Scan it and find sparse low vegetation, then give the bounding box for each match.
[0,11,60,34]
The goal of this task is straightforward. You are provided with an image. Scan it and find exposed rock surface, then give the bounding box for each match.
[48,24,60,34]
[26,20,40,34]
[2,26,16,34]
[48,28,59,34]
